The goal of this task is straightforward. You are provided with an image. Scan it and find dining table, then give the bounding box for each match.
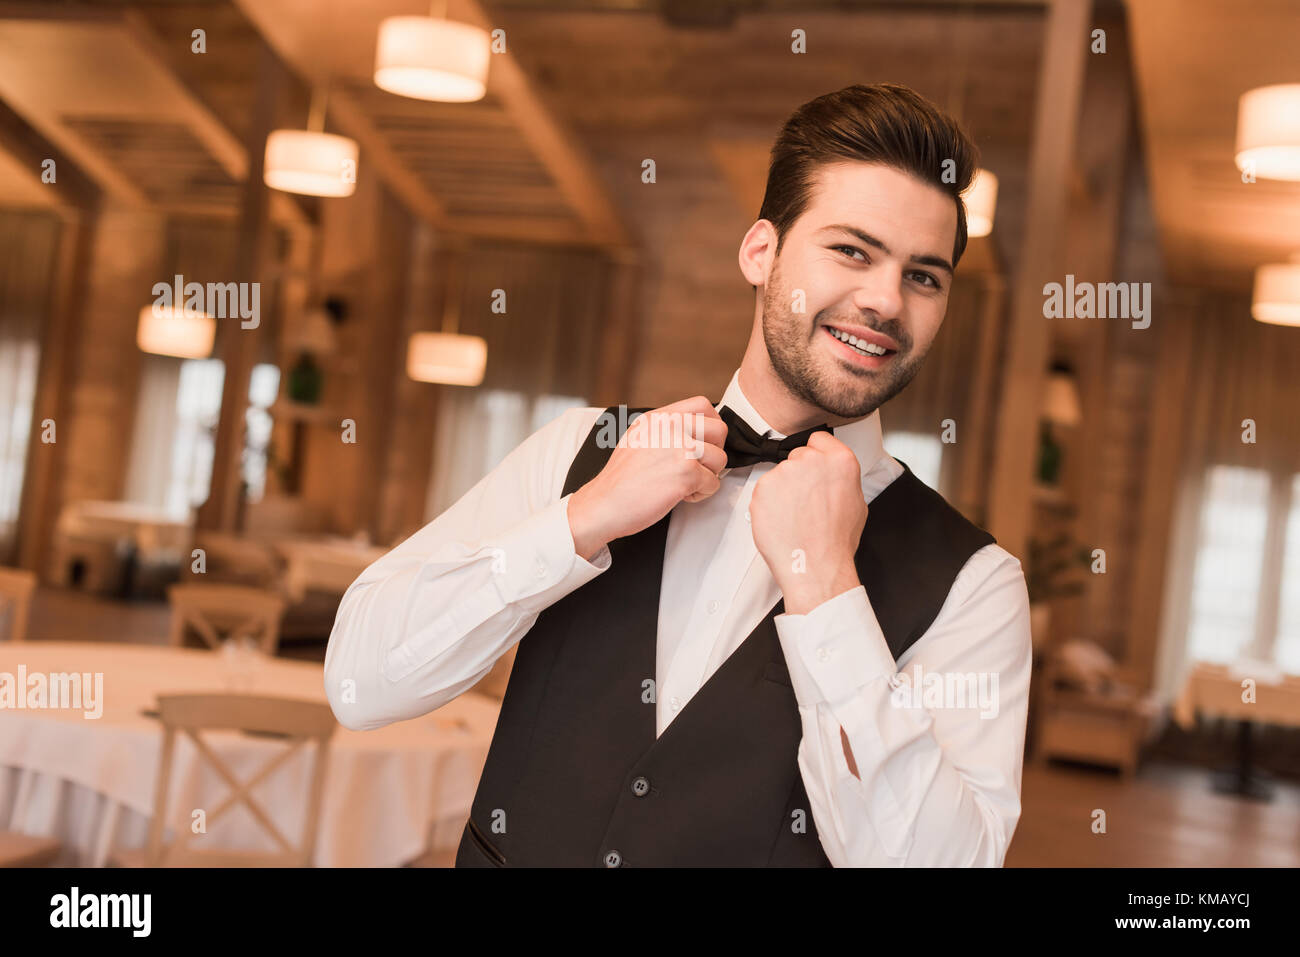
[1172,659,1300,800]
[0,640,500,866]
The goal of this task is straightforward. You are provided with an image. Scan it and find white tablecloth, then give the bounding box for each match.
[0,641,499,866]
[272,538,388,601]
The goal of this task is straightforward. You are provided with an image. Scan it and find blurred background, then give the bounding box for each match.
[0,0,1298,867]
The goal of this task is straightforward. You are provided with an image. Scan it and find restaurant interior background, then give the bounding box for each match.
[0,0,1297,868]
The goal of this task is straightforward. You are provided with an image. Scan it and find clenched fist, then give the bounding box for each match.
[567,396,728,560]
[749,430,867,615]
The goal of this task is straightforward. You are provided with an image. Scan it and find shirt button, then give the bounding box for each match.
[604,850,622,868]
[631,776,650,797]
[535,559,547,578]
[670,696,680,711]
[817,647,830,662]
[745,510,751,523]
[707,600,718,614]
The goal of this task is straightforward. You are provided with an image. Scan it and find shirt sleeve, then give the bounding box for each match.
[772,544,1032,866]
[324,405,612,731]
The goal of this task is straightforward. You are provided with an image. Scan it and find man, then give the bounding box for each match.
[325,83,1031,867]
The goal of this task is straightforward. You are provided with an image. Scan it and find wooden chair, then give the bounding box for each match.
[0,566,36,642]
[1037,653,1161,777]
[167,583,286,655]
[110,693,336,867]
[0,830,61,866]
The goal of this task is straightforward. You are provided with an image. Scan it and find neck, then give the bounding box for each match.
[737,343,865,435]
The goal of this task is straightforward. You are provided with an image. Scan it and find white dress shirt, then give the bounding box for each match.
[324,369,1032,867]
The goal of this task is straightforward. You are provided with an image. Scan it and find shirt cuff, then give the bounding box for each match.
[774,586,897,706]
[492,493,611,610]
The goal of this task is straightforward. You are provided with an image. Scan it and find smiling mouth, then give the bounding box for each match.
[822,325,897,358]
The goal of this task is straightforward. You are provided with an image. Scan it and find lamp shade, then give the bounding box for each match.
[407,332,487,386]
[264,130,358,197]
[964,168,998,238]
[137,305,215,359]
[1251,263,1300,326]
[1043,366,1082,427]
[374,16,490,103]
[1235,83,1300,181]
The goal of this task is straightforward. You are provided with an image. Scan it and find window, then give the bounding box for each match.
[242,363,281,503]
[166,358,226,514]
[0,337,38,551]
[127,358,281,514]
[882,430,944,490]
[1183,464,1294,670]
[1274,475,1300,674]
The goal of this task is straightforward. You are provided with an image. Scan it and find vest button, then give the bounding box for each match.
[604,849,622,868]
[631,776,650,797]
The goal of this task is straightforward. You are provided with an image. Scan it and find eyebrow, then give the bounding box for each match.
[819,224,954,275]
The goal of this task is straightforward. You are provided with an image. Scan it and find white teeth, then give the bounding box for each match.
[828,327,888,356]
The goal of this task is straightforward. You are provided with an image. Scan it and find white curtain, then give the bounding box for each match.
[0,336,39,552]
[425,388,585,523]
[124,354,183,511]
[0,209,60,563]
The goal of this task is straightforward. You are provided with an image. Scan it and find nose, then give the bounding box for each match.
[851,262,904,321]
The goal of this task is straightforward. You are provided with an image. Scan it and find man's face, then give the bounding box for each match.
[759,161,957,419]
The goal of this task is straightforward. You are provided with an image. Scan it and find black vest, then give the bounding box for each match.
[456,405,996,867]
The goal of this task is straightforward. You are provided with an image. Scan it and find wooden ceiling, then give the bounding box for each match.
[1127,0,1300,292]
[1,0,1293,293]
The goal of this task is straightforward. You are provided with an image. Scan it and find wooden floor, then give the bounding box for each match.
[22,585,328,661]
[15,586,1300,868]
[1008,758,1300,866]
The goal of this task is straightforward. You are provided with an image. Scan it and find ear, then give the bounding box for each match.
[738,219,777,288]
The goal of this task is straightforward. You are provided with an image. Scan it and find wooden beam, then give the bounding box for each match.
[318,91,448,227]
[985,0,1092,561]
[454,0,629,247]
[119,8,312,231]
[0,99,98,210]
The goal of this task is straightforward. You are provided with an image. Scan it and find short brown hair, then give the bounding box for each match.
[756,83,979,276]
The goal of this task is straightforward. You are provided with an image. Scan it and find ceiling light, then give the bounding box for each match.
[1235,84,1300,181]
[374,15,490,103]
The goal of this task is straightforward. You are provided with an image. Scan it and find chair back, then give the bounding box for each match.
[0,566,36,642]
[144,693,336,867]
[167,583,286,655]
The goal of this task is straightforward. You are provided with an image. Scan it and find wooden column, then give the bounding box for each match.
[1125,291,1198,688]
[592,246,643,406]
[195,38,285,533]
[986,0,1093,561]
[374,221,443,546]
[16,208,96,577]
[1055,2,1135,647]
[955,272,1006,524]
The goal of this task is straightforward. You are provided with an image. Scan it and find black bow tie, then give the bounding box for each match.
[717,405,832,469]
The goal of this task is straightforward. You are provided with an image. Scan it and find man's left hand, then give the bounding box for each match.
[749,431,867,615]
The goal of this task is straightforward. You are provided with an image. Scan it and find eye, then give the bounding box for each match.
[908,270,941,290]
[832,244,867,262]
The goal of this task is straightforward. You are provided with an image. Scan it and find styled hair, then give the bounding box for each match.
[756,83,979,277]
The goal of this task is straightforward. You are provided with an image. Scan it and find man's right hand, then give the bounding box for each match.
[567,396,728,561]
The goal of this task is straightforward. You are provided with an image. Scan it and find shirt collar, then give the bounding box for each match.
[715,369,886,474]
